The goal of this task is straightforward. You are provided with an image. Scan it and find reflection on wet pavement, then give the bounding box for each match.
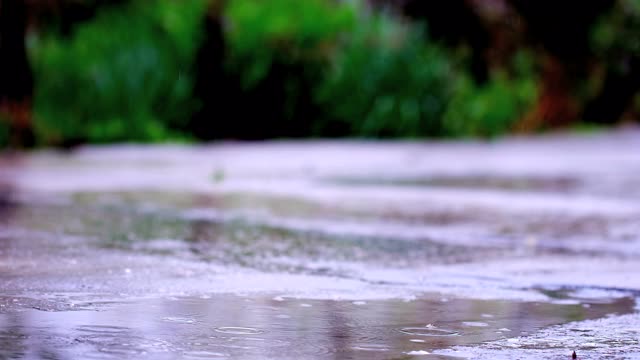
[0,294,635,359]
[1,131,640,358]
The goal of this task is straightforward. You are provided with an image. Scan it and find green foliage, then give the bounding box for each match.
[25,0,545,143]
[225,0,356,88]
[592,0,640,62]
[226,0,455,137]
[316,12,454,137]
[30,0,208,144]
[223,0,357,132]
[443,52,538,138]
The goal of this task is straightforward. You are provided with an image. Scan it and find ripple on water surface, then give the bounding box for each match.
[0,293,635,359]
[214,327,264,335]
[351,343,391,352]
[400,327,460,337]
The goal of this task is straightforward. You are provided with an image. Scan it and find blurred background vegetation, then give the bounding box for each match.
[0,0,638,147]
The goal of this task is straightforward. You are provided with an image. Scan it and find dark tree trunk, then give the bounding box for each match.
[0,0,128,147]
[509,0,614,64]
[583,56,640,124]
[191,1,229,139]
[401,0,491,84]
[509,0,617,127]
[0,0,34,147]
[191,0,321,140]
[515,56,578,131]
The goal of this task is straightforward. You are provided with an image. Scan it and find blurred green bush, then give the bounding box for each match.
[591,0,640,62]
[226,0,457,137]
[315,10,454,137]
[30,0,208,144]
[443,51,538,137]
[26,0,545,143]
[587,0,640,123]
[223,0,356,136]
[225,0,355,88]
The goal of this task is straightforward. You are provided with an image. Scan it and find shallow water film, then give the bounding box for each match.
[1,130,640,359]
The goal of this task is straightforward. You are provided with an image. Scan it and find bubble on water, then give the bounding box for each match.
[550,299,581,305]
[579,342,602,348]
[410,339,425,343]
[182,350,229,359]
[569,288,630,300]
[77,334,173,355]
[76,325,130,334]
[233,337,289,348]
[402,295,417,302]
[352,343,390,352]
[400,327,459,337]
[214,327,264,335]
[96,346,143,356]
[300,303,312,307]
[462,321,489,327]
[162,317,196,324]
[352,301,367,306]
[481,313,494,318]
[272,296,285,302]
[227,337,267,344]
[405,350,430,355]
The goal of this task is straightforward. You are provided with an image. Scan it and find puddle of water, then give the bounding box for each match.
[0,294,634,360]
[435,311,640,359]
[2,138,640,358]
